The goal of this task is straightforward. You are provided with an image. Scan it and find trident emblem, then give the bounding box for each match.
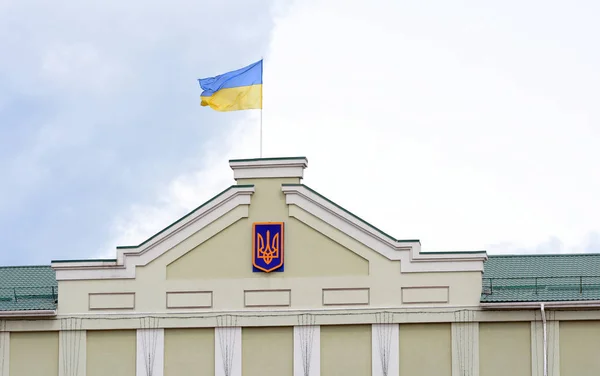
[257,230,279,265]
[253,222,284,272]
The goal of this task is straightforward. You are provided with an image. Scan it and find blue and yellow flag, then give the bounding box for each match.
[198,60,262,112]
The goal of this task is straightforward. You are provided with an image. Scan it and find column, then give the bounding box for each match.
[372,324,399,376]
[215,327,242,376]
[451,322,480,376]
[136,329,164,376]
[294,325,320,376]
[531,312,560,376]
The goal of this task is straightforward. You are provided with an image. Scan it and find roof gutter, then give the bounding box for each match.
[480,300,600,309]
[0,309,56,318]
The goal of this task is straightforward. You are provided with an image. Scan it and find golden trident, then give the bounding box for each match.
[257,229,279,265]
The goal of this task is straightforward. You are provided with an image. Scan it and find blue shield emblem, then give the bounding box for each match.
[252,222,284,273]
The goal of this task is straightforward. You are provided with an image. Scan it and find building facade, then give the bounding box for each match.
[0,156,599,376]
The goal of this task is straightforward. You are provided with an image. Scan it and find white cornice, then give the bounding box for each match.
[281,184,487,273]
[52,185,255,280]
[229,157,308,180]
[0,310,56,318]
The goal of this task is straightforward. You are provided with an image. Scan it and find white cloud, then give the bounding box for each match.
[105,0,600,256]
[40,42,125,93]
[98,112,261,257]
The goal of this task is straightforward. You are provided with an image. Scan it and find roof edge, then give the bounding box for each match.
[487,252,600,258]
[422,250,487,255]
[229,156,307,163]
[51,258,117,264]
[114,184,253,250]
[0,264,54,269]
[480,300,600,309]
[282,183,419,244]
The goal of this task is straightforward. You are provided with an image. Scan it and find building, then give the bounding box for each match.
[0,156,599,376]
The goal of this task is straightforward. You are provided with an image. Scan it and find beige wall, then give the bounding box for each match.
[86,330,136,376]
[6,316,600,375]
[321,324,371,376]
[480,322,531,376]
[10,331,58,376]
[164,328,214,376]
[242,327,293,376]
[167,216,370,280]
[399,323,452,376]
[560,320,600,376]
[55,178,483,318]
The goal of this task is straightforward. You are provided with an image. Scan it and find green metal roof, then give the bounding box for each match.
[0,265,57,311]
[481,253,600,303]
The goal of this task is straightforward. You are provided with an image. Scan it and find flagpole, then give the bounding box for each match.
[259,107,263,158]
[259,56,263,158]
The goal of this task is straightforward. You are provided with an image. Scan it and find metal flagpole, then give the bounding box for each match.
[260,56,263,158]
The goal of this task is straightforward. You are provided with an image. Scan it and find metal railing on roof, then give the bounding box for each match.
[482,276,600,296]
[0,286,57,302]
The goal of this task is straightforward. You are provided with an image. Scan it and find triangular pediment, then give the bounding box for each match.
[51,157,486,281]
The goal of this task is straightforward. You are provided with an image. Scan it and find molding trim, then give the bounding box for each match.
[0,328,9,376]
[244,289,291,308]
[52,186,254,280]
[166,291,213,309]
[0,310,56,318]
[322,288,370,306]
[401,286,449,304]
[282,184,487,272]
[215,327,242,376]
[372,323,399,376]
[451,321,479,376]
[59,329,86,376]
[294,324,320,376]
[136,328,164,376]
[89,292,135,310]
[229,157,307,180]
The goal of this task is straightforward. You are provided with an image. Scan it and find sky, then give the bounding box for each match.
[1,0,599,265]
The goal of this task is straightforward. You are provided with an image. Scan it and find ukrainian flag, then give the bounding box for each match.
[198,60,262,112]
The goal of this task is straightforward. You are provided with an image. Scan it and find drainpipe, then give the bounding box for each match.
[541,303,548,376]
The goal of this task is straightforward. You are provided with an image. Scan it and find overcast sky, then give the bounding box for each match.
[1,0,599,265]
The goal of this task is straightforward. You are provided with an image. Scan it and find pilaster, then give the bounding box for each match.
[215,327,242,376]
[294,324,320,376]
[372,324,399,376]
[136,328,164,376]
[0,326,9,376]
[451,321,479,376]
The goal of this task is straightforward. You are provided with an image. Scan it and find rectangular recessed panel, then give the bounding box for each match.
[242,327,293,376]
[10,331,59,376]
[401,287,449,304]
[87,330,136,376]
[399,323,452,376]
[89,293,135,310]
[166,291,213,309]
[321,325,372,375]
[244,290,291,307]
[164,328,214,375]
[480,322,531,376]
[322,288,370,306]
